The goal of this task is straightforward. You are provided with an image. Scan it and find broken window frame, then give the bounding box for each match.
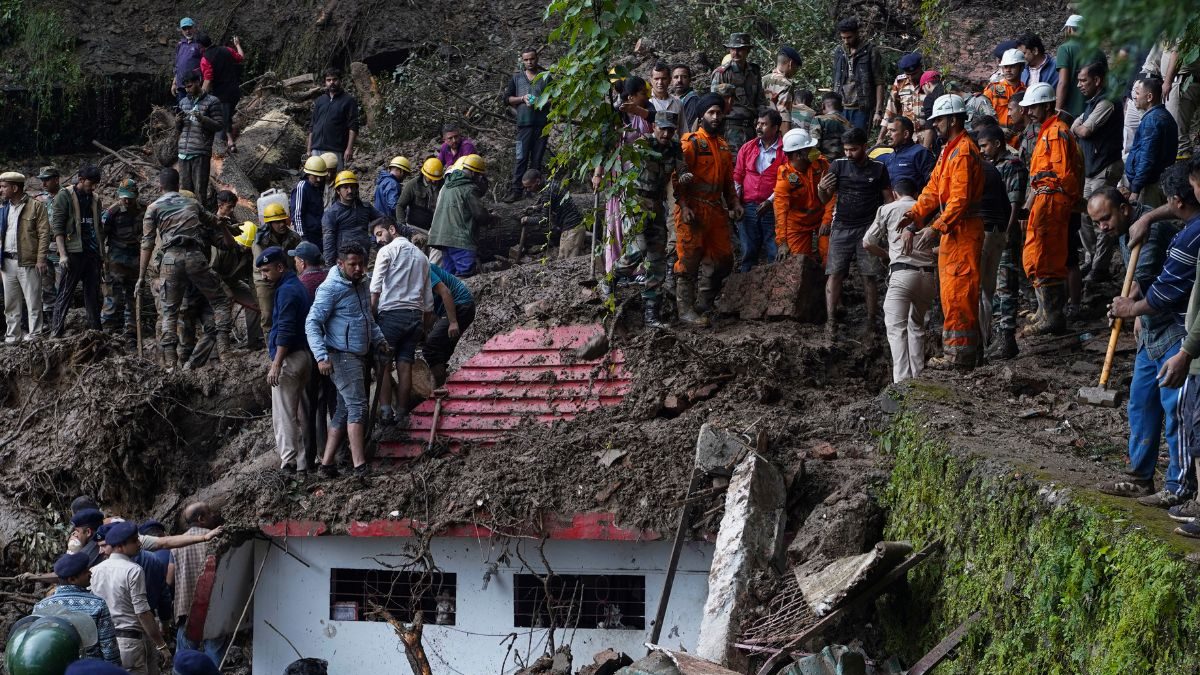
[329,568,457,625]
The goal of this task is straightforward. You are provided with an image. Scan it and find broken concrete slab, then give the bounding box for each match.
[695,452,786,669]
[715,255,824,322]
[793,541,913,617]
[693,423,749,476]
[580,649,632,675]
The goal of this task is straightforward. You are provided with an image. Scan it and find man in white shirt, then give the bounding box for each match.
[370,218,433,424]
[90,521,171,675]
[649,62,682,117]
[862,177,935,382]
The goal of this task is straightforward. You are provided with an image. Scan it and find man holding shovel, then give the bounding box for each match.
[1098,161,1200,507]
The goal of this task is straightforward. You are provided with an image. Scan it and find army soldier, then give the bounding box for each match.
[612,111,692,327]
[100,179,145,337]
[138,168,235,368]
[711,32,769,150]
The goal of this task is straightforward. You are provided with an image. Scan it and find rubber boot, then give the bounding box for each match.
[1024,284,1066,336]
[987,329,1019,360]
[643,298,665,328]
[675,276,708,326]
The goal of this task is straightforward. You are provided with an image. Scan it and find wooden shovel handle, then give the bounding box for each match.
[1099,243,1141,387]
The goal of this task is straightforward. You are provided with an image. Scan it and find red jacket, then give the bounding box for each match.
[734,136,787,204]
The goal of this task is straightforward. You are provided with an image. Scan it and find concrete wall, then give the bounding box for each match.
[251,536,714,674]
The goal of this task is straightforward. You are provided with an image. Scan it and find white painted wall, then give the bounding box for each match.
[251,536,714,674]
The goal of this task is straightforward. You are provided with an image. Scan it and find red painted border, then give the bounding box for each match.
[185,555,219,642]
[263,512,662,542]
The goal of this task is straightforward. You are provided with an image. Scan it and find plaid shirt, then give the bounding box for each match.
[171,526,211,619]
[34,585,120,664]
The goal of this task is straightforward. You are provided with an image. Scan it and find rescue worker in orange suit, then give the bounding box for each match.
[896,94,986,368]
[774,128,832,260]
[674,94,742,326]
[1018,81,1083,335]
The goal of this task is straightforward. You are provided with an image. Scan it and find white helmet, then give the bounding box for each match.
[1020,82,1056,107]
[999,48,1026,67]
[782,128,817,152]
[928,94,967,120]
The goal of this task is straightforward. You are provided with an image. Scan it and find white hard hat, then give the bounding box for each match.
[782,128,817,153]
[999,48,1026,67]
[928,94,967,120]
[1020,82,1056,107]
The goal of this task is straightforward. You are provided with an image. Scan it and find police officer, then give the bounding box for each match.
[711,32,769,150]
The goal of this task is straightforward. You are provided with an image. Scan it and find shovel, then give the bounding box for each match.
[135,290,144,358]
[1078,243,1141,408]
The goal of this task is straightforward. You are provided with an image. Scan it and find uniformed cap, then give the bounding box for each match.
[714,83,736,97]
[53,552,90,580]
[779,46,802,66]
[255,246,286,268]
[116,179,137,199]
[288,241,322,263]
[94,523,112,543]
[65,659,130,675]
[179,17,195,28]
[993,39,1018,59]
[724,33,752,48]
[898,53,922,71]
[138,519,164,534]
[654,111,678,129]
[1000,48,1027,67]
[37,166,60,180]
[71,508,104,530]
[174,648,220,675]
[0,171,26,184]
[103,521,137,547]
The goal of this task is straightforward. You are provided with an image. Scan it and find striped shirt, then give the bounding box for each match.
[34,585,120,664]
[1147,215,1200,329]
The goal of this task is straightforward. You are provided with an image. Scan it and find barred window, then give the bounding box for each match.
[329,568,456,625]
[513,574,645,630]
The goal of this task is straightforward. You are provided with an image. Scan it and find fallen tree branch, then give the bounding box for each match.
[380,609,433,675]
[92,140,155,181]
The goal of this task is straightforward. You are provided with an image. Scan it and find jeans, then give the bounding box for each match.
[1128,342,1189,494]
[377,308,422,363]
[844,108,871,133]
[328,350,368,428]
[737,201,778,272]
[179,155,212,206]
[511,124,549,191]
[175,623,226,667]
[1183,374,1200,459]
[425,303,475,367]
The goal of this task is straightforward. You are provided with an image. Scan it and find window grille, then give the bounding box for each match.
[513,574,645,630]
[329,568,456,625]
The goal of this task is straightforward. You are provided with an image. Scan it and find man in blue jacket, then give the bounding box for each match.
[1125,77,1179,206]
[258,246,313,476]
[373,156,412,218]
[306,242,389,478]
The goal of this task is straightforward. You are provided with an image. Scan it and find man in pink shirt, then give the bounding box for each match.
[733,109,787,270]
[436,123,478,168]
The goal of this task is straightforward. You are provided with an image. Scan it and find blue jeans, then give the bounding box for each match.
[737,202,778,272]
[176,624,227,666]
[844,108,871,132]
[328,350,368,428]
[1128,343,1190,494]
[377,308,422,363]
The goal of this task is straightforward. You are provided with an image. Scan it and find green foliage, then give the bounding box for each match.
[540,0,657,269]
[879,415,1200,674]
[648,0,834,92]
[10,504,71,571]
[916,0,949,60]
[1,6,85,128]
[1075,0,1200,62]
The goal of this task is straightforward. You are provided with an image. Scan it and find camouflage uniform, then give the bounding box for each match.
[100,202,144,332]
[141,191,232,362]
[711,61,768,150]
[883,73,923,127]
[613,135,685,301]
[816,112,852,159]
[991,147,1029,333]
[34,190,60,317]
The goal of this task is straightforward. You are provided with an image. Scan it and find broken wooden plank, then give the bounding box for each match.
[907,610,982,675]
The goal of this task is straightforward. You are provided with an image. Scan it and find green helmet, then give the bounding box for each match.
[6,616,82,675]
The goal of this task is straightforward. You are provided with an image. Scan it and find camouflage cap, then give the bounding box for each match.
[725,33,752,48]
[654,111,678,129]
[37,166,60,180]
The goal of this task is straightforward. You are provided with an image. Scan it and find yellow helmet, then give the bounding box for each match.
[234,221,258,247]
[262,202,289,223]
[421,157,444,181]
[332,170,359,189]
[320,152,340,176]
[179,189,197,199]
[460,154,486,174]
[303,155,328,176]
[388,156,413,173]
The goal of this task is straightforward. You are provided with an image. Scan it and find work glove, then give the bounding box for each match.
[776,243,791,261]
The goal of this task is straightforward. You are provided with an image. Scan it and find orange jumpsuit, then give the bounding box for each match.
[773,155,831,256]
[982,80,1025,129]
[1023,114,1082,284]
[674,127,736,277]
[907,131,986,365]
